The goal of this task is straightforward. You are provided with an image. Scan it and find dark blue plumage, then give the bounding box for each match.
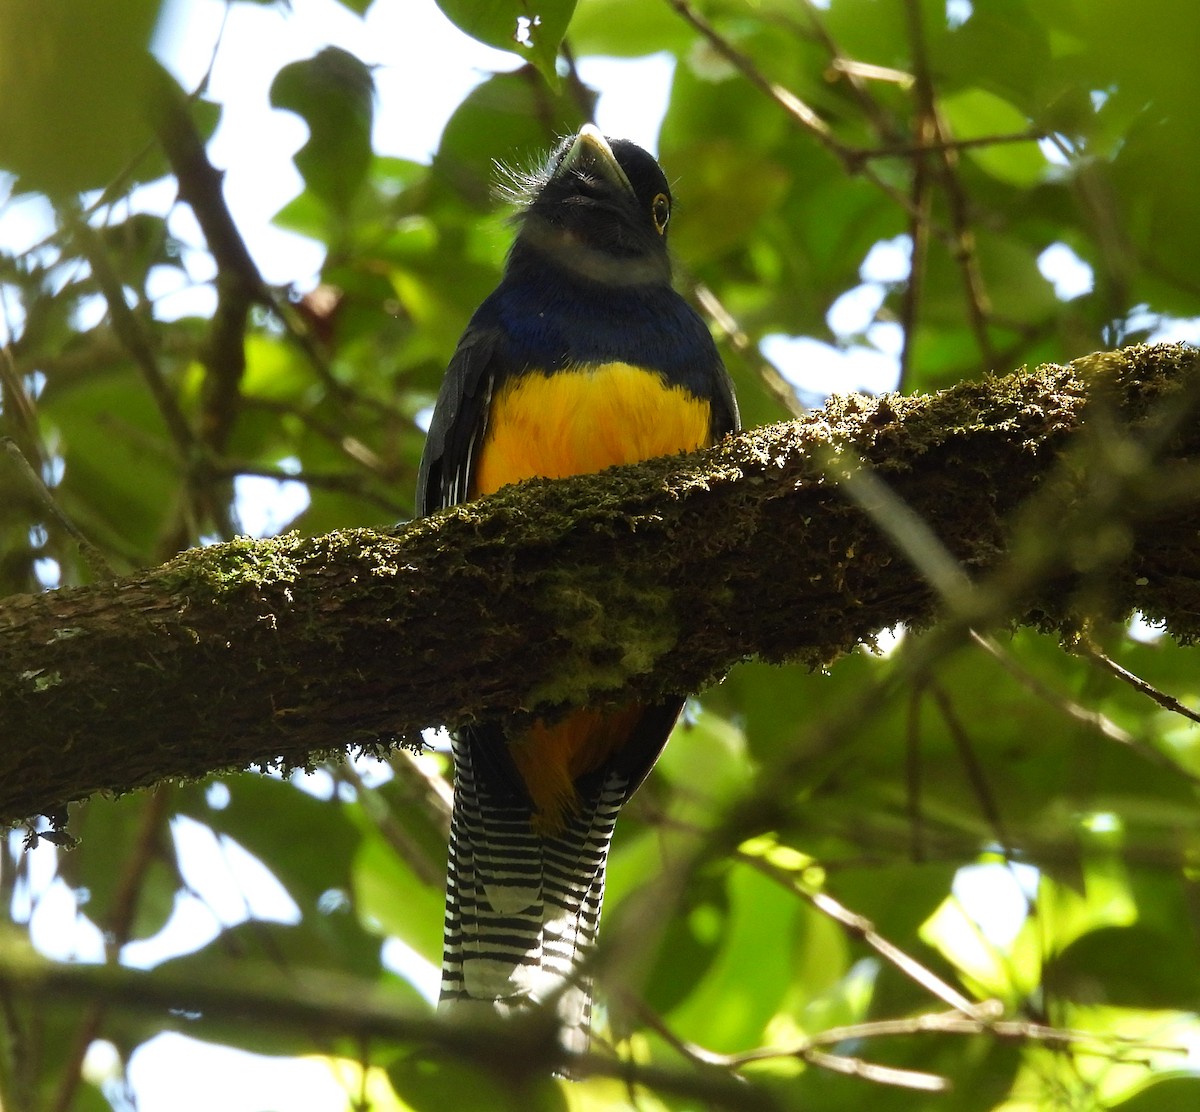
[416,125,739,1056]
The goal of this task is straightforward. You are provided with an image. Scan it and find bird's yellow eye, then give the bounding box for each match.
[651,193,670,234]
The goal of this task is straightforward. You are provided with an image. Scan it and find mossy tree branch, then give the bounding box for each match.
[2,343,1198,827]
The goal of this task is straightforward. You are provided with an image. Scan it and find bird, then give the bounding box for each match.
[416,124,739,1051]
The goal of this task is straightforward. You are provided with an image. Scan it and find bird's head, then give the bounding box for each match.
[509,125,674,287]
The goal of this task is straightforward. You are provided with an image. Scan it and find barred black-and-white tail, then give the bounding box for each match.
[438,732,628,1049]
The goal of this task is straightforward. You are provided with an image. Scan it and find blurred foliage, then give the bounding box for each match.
[2,0,1200,1109]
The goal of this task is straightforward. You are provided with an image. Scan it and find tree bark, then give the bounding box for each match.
[2,343,1198,827]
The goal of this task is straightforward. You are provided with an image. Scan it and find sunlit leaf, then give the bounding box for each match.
[938,88,1046,187]
[435,0,577,86]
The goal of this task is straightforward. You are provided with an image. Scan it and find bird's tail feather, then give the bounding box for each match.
[439,732,626,1052]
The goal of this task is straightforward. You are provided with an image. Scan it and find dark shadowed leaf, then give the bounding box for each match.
[270,48,376,223]
[1047,925,1200,1011]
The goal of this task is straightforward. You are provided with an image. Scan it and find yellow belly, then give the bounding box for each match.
[471,362,712,497]
[473,362,713,830]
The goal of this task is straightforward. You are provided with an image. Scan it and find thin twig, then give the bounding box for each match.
[392,748,453,832]
[864,130,1047,160]
[663,0,839,152]
[898,104,933,392]
[661,0,929,224]
[242,398,391,477]
[0,342,40,447]
[631,995,730,1068]
[636,988,1182,1092]
[825,58,915,89]
[630,969,951,1093]
[904,0,996,373]
[208,461,408,518]
[558,40,599,123]
[800,1,907,144]
[1,438,115,579]
[1074,638,1200,727]
[727,1010,1187,1067]
[969,632,1200,785]
[829,450,975,613]
[339,760,446,888]
[151,70,259,462]
[692,281,804,417]
[929,682,1012,853]
[150,74,265,302]
[736,846,995,1020]
[84,408,407,520]
[150,68,348,405]
[801,1048,948,1091]
[905,685,926,861]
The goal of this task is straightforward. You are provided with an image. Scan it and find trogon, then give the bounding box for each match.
[416,124,739,1047]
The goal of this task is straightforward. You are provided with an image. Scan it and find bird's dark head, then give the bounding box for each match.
[509,125,674,287]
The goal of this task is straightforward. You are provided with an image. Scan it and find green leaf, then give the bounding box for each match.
[176,776,364,914]
[1113,1075,1200,1112]
[659,863,804,1051]
[42,366,182,560]
[567,0,691,56]
[663,139,792,264]
[270,47,376,222]
[69,1085,113,1112]
[831,862,960,946]
[939,88,1046,187]
[933,0,1055,112]
[434,0,577,86]
[654,704,748,821]
[640,869,731,1017]
[352,825,445,965]
[434,70,587,210]
[0,0,160,194]
[388,1051,567,1112]
[59,794,177,942]
[96,213,183,290]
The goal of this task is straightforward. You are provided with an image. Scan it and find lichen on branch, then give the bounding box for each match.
[1,343,1198,826]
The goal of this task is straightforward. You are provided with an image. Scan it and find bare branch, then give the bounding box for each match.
[50,788,173,1112]
[0,946,779,1111]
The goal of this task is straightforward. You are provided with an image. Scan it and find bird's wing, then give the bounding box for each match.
[712,360,742,439]
[415,319,537,803]
[415,323,503,516]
